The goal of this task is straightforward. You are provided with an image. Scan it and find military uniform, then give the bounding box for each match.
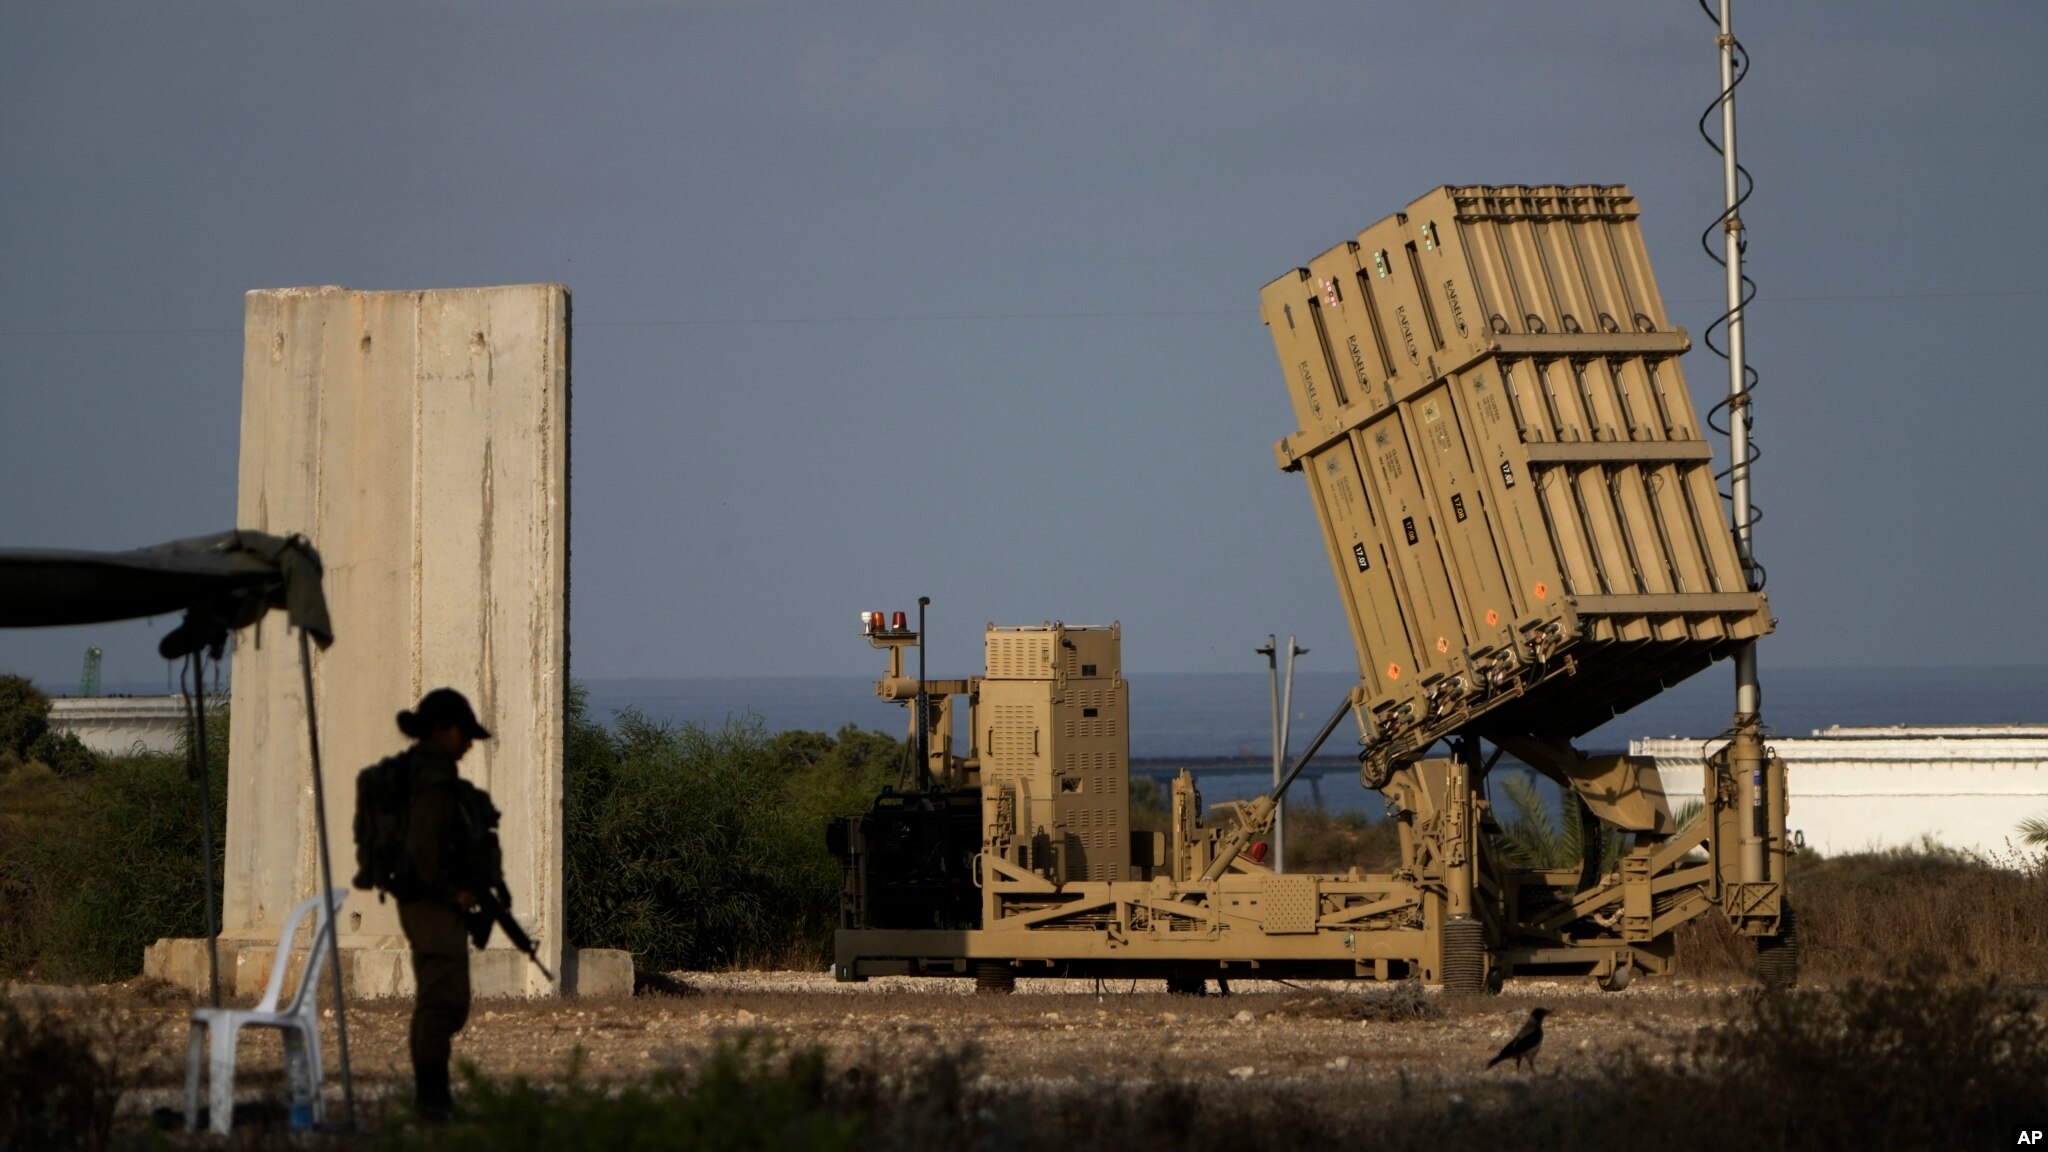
[397,741,474,1116]
[379,687,496,1120]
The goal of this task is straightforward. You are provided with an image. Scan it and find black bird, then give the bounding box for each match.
[1486,1007,1549,1071]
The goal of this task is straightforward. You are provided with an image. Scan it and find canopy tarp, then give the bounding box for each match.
[0,525,352,1119]
[0,530,330,654]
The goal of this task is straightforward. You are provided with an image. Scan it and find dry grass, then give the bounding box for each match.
[1266,982,1440,1022]
[128,977,2048,1152]
[1265,808,2048,990]
[1790,843,2048,981]
[1672,842,2048,983]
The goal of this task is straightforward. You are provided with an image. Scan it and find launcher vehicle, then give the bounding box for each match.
[827,187,1796,992]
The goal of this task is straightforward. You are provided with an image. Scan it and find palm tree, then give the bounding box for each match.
[1490,773,1625,875]
[2017,814,2048,847]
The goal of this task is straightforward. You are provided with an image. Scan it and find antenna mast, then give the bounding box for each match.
[1702,0,1778,897]
[1717,0,1759,725]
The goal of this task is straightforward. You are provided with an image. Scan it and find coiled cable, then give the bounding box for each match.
[1696,0,1766,592]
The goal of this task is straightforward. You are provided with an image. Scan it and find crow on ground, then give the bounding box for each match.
[1485,1007,1549,1071]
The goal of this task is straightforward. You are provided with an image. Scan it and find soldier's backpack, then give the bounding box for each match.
[352,752,416,897]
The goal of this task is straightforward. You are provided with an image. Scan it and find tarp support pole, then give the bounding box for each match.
[298,629,356,1129]
[182,653,221,1009]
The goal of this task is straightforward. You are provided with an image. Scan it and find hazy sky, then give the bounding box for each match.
[3,1,2044,690]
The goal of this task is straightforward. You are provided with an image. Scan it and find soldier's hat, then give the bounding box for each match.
[397,687,492,740]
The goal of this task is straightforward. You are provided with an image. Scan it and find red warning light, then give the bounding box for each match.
[892,611,908,631]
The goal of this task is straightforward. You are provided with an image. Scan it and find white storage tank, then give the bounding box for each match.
[1633,726,2048,862]
[46,695,192,756]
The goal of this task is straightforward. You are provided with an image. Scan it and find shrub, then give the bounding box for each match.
[4,673,894,982]
[25,732,96,779]
[0,704,225,982]
[1785,844,2048,982]
[1128,775,1168,831]
[0,996,164,1152]
[1684,975,2048,1148]
[564,687,898,971]
[0,751,226,982]
[381,1035,862,1152]
[1285,805,1400,872]
[0,675,49,763]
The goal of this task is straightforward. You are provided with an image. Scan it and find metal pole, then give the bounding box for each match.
[1276,636,1305,873]
[915,596,930,787]
[297,629,356,1128]
[1256,637,1279,864]
[185,652,221,1009]
[1718,0,1767,886]
[1720,0,1759,718]
[1202,693,1354,883]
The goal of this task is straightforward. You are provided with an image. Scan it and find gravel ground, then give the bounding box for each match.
[9,971,1752,1120]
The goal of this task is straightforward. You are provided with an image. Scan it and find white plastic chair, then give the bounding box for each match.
[184,887,349,1134]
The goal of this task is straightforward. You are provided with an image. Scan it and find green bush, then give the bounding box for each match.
[0,693,224,982]
[0,675,50,763]
[1129,775,1168,831]
[1,672,893,982]
[564,687,899,971]
[0,747,226,982]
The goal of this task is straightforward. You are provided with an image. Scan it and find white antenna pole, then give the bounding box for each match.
[1717,0,1769,891]
[1719,0,1760,723]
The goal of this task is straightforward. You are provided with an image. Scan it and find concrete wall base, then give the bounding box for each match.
[143,937,632,1000]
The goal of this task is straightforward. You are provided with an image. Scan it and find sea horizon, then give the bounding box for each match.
[76,663,2046,816]
[89,663,2048,757]
[576,664,2048,757]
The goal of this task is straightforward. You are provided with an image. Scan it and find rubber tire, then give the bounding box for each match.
[1440,918,1489,992]
[1165,976,1207,997]
[974,961,1017,994]
[1755,904,1801,990]
[1597,962,1633,993]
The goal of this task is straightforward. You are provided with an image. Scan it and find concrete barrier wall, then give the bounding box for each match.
[225,285,569,996]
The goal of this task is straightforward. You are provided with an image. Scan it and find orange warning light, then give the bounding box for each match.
[1485,609,1500,627]
[1386,663,1402,680]
[1533,582,1549,600]
[1436,637,1450,653]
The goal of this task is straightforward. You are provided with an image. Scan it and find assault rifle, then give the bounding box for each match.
[465,881,555,982]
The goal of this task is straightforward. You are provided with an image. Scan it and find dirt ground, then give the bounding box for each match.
[12,971,1752,1120]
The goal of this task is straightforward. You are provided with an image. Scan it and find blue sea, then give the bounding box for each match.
[583,665,2048,815]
